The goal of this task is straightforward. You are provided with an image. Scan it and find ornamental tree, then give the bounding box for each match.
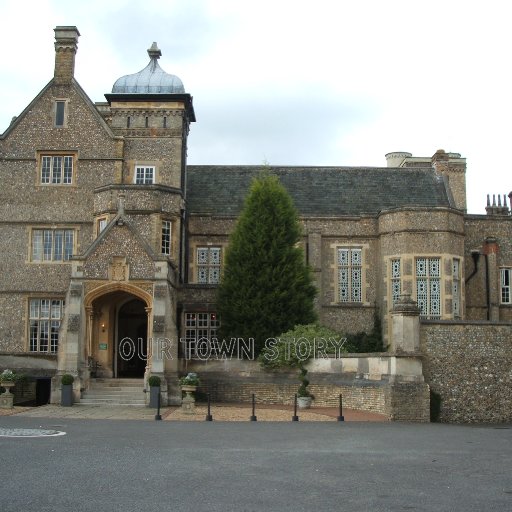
[216,171,317,355]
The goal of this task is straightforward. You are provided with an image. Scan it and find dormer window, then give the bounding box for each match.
[135,166,154,184]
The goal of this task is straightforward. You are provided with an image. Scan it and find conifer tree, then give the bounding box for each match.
[216,172,317,355]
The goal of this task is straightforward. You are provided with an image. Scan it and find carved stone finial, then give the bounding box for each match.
[147,42,161,60]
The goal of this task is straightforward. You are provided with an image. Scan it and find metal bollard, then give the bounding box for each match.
[155,391,162,421]
[292,393,299,422]
[337,393,344,422]
[205,393,213,421]
[250,393,257,421]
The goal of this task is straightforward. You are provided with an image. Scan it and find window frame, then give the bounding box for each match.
[501,268,511,304]
[134,165,155,185]
[183,312,220,359]
[30,228,75,263]
[54,99,68,128]
[390,258,401,307]
[161,220,172,256]
[415,257,442,319]
[39,154,74,186]
[28,298,64,354]
[196,246,222,284]
[336,247,363,303]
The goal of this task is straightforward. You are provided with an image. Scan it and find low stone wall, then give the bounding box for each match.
[421,321,512,423]
[179,356,430,421]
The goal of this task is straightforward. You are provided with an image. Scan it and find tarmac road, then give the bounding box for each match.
[1,415,511,512]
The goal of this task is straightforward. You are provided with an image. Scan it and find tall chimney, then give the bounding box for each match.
[54,26,80,85]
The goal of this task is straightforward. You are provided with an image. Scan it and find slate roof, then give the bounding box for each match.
[186,165,452,217]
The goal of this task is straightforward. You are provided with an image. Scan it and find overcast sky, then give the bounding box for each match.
[0,0,510,213]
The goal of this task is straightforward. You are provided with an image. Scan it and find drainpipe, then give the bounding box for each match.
[465,250,480,284]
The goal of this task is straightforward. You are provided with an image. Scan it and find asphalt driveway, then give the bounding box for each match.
[1,416,510,512]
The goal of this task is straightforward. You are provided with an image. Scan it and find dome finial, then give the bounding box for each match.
[148,42,161,60]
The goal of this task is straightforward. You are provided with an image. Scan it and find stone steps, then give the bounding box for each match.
[80,378,146,406]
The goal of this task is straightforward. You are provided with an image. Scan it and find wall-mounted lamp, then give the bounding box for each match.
[101,322,106,332]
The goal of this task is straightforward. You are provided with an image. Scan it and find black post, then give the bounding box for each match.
[205,392,213,421]
[292,393,299,421]
[337,393,344,422]
[155,390,162,421]
[250,393,257,421]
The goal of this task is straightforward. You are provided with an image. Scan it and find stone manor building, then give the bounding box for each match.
[0,27,511,416]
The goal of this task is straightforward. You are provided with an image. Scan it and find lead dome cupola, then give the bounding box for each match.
[111,42,185,94]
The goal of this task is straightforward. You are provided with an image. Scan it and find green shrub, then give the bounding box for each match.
[344,313,384,353]
[148,375,161,387]
[61,374,74,385]
[259,323,348,370]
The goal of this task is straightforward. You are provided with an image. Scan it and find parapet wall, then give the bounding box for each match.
[180,356,430,422]
[421,321,512,423]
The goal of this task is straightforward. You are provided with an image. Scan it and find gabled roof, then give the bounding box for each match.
[0,78,115,140]
[186,165,452,217]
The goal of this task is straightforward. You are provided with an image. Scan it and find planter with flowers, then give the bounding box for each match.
[179,373,200,414]
[0,369,16,409]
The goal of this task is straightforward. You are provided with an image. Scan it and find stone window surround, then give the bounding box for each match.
[27,225,79,263]
[95,216,109,238]
[330,243,369,306]
[386,254,464,319]
[134,164,156,185]
[124,160,159,185]
[36,150,77,186]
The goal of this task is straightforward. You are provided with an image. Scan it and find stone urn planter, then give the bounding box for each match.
[1,381,15,393]
[179,373,200,415]
[180,385,197,414]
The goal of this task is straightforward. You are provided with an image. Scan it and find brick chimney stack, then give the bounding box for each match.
[432,149,467,212]
[54,26,80,85]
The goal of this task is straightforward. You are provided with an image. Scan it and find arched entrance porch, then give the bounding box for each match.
[84,283,153,379]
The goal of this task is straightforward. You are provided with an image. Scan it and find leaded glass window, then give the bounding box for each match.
[391,259,401,305]
[197,247,221,284]
[501,268,511,304]
[31,229,74,262]
[416,257,441,318]
[453,259,461,317]
[337,248,362,303]
[29,299,64,353]
[41,155,73,185]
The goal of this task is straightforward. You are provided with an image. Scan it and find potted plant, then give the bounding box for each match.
[297,367,313,409]
[147,375,161,408]
[61,374,74,407]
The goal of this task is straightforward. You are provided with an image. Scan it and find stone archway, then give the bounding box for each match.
[83,283,153,379]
